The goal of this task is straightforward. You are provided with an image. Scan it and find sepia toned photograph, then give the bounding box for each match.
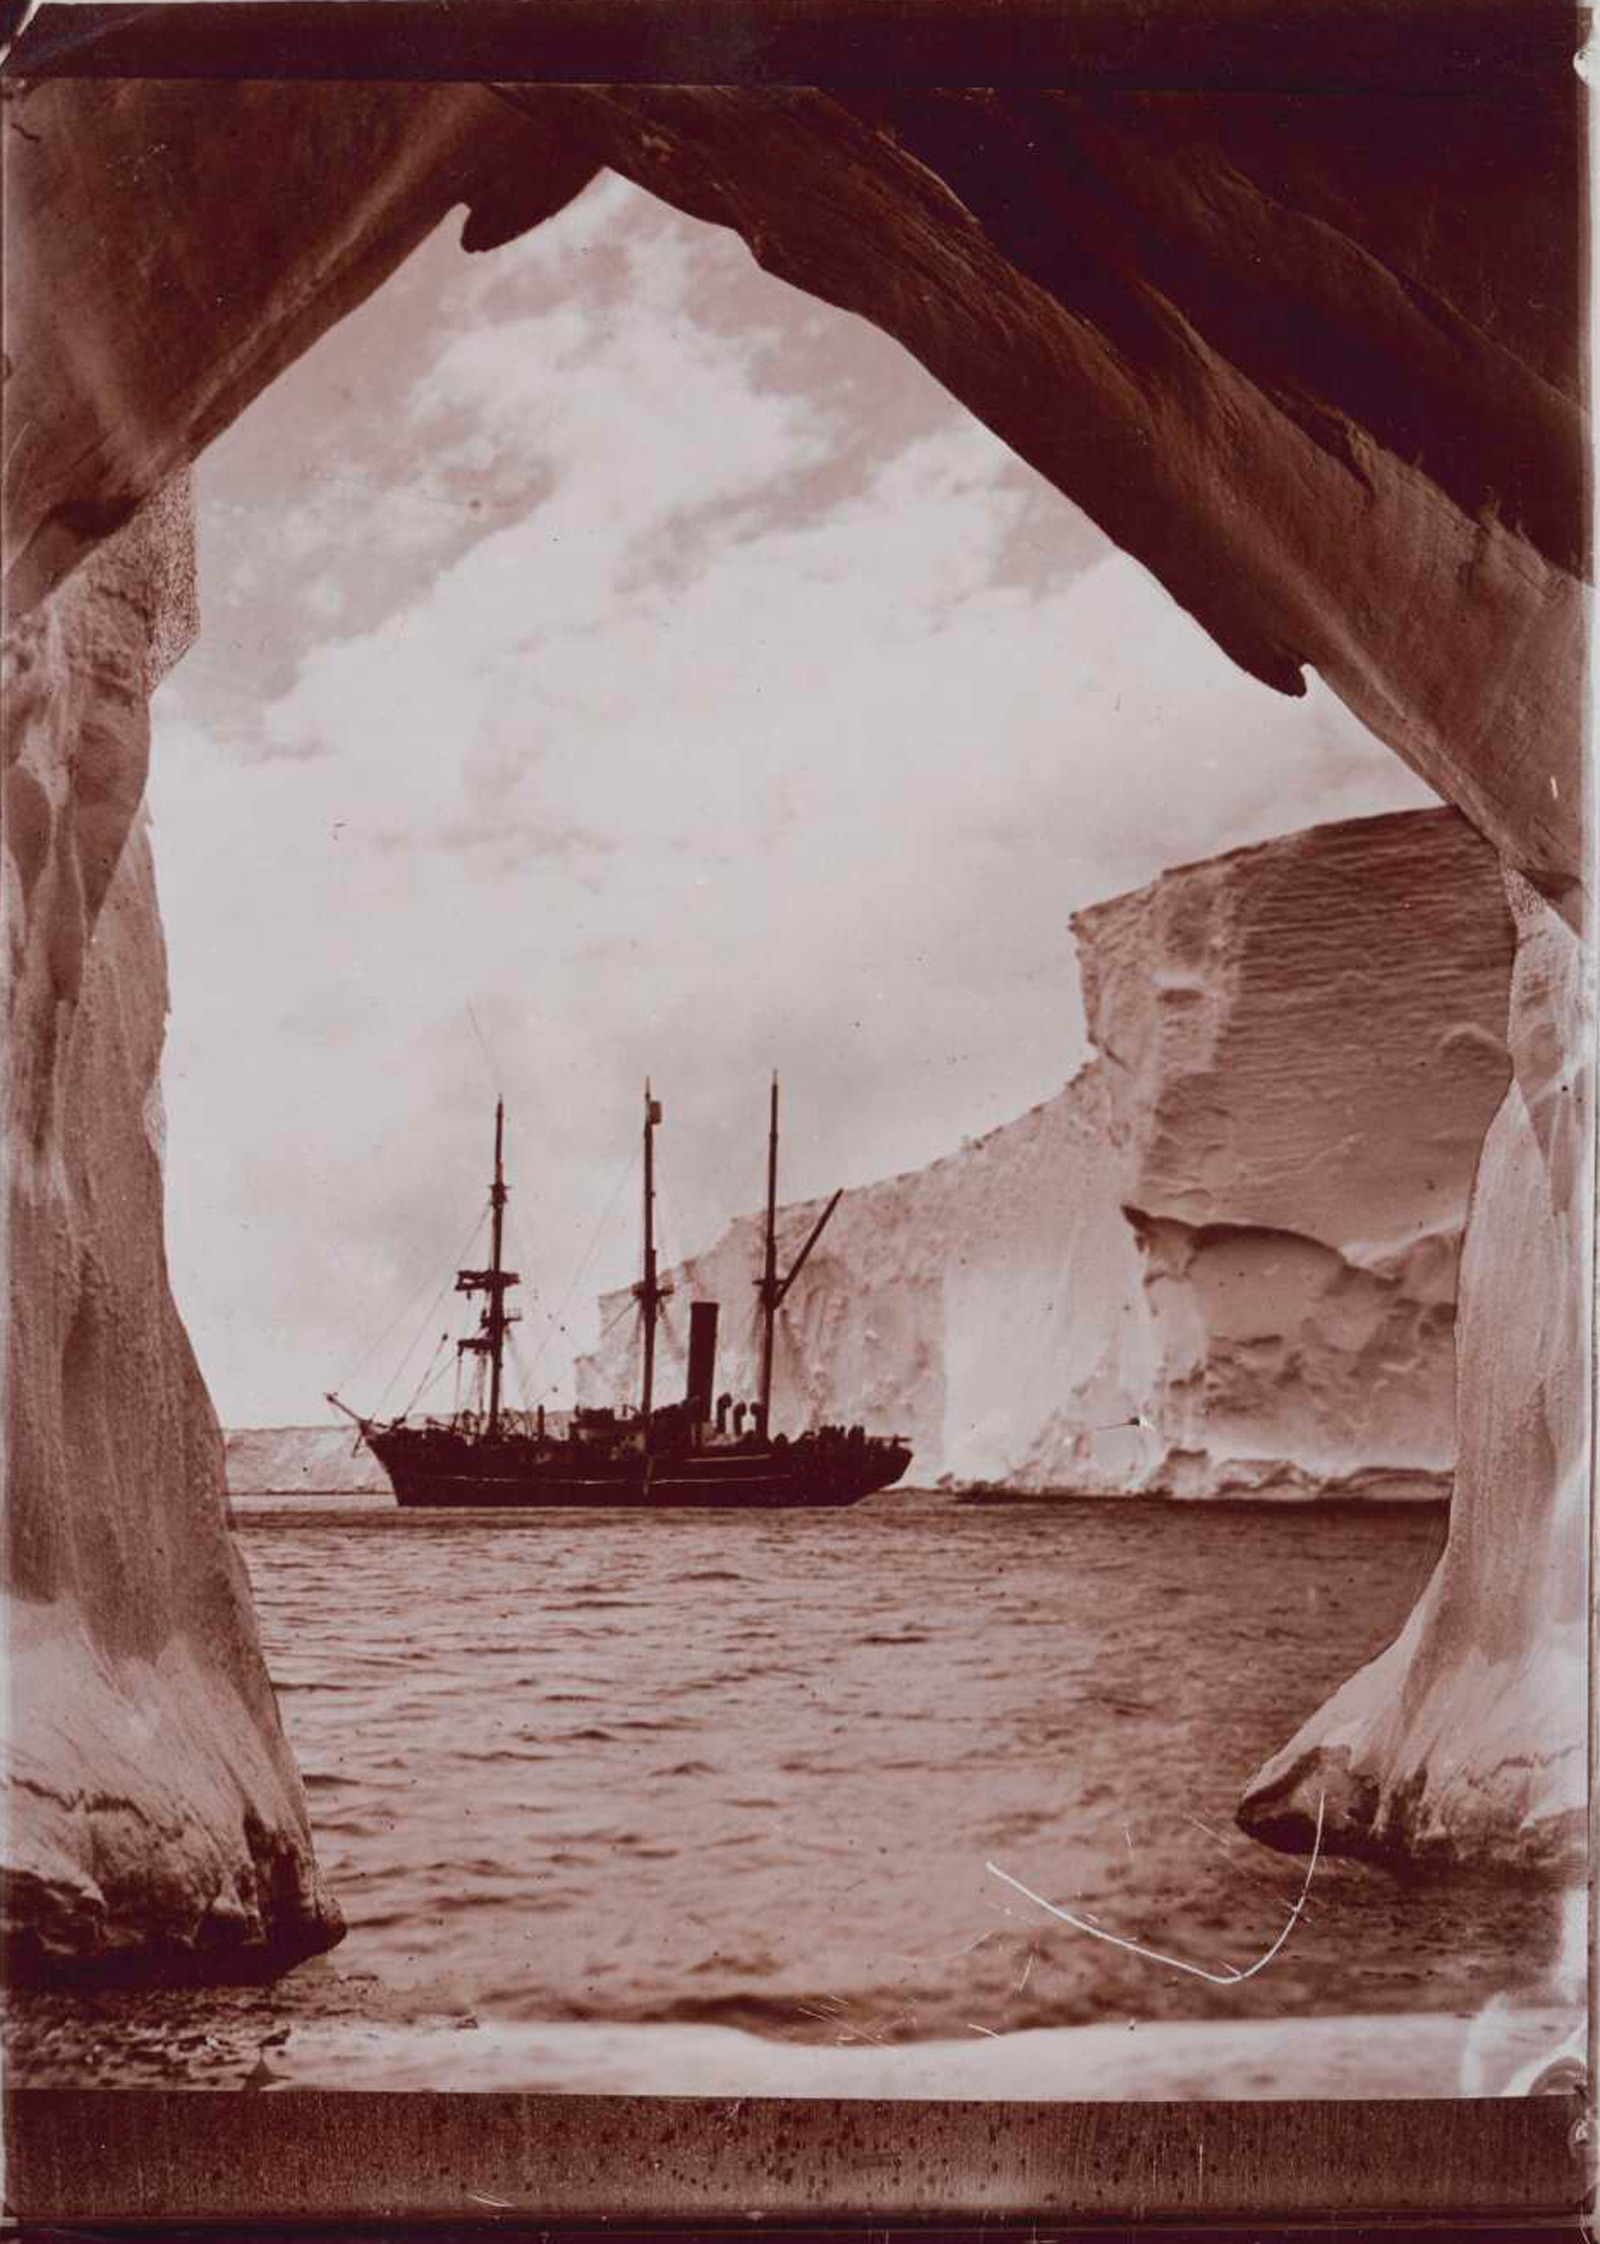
[0,0,1591,2215]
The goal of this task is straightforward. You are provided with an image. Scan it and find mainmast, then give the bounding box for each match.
[634,1081,669,1420]
[456,1098,519,1437]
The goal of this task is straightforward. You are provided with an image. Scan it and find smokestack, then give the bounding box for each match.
[685,1301,719,1420]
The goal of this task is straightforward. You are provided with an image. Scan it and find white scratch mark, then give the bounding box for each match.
[895,1928,997,1966]
[2,415,36,498]
[986,1791,1325,1986]
[1183,1810,1234,1849]
[1015,1949,1035,1992]
[1183,1808,1321,1918]
[468,2193,513,2209]
[966,2022,1001,2037]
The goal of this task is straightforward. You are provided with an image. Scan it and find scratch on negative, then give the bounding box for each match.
[2,415,35,497]
[1184,1808,1320,1918]
[895,1927,999,1967]
[984,1791,1325,1987]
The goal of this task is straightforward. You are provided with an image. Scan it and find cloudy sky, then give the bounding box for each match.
[148,170,1437,1427]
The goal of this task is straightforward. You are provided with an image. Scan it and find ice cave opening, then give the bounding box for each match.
[3,63,1587,1998]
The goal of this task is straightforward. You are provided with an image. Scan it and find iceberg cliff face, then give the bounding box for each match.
[579,809,1514,1500]
[2,490,343,1979]
[1081,807,1517,1498]
[224,1427,388,1497]
[1238,872,1590,1871]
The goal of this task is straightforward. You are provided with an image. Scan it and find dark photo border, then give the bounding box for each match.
[2,1,1592,2227]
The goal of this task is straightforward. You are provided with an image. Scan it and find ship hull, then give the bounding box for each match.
[367,1434,911,1511]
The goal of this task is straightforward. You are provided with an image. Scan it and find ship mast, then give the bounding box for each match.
[456,1098,518,1437]
[755,1074,842,1441]
[634,1081,668,1421]
[487,1099,509,1433]
[758,1073,780,1436]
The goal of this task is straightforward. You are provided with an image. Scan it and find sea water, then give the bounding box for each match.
[227,1488,1556,2044]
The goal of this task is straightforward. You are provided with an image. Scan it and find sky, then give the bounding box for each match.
[148,170,1439,1427]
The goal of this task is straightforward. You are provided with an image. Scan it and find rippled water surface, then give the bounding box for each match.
[237,1490,1555,2042]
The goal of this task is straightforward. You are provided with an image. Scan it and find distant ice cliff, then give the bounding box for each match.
[579,808,1514,1500]
[224,1425,389,1495]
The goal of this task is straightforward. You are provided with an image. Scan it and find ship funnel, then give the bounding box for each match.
[686,1300,719,1420]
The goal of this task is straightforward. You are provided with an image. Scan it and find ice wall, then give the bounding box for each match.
[224,1427,389,1498]
[580,809,1515,1500]
[1081,806,1518,1498]
[2,490,343,1978]
[1238,872,1590,1870]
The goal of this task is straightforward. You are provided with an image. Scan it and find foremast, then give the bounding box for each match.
[456,1098,519,1436]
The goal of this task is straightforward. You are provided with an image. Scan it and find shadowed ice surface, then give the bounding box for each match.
[226,1487,1557,2043]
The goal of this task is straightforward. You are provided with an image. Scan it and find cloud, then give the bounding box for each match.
[150,173,1437,1424]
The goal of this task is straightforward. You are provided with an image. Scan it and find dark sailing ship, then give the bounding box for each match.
[329,1082,913,1509]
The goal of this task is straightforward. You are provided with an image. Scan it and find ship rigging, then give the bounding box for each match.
[328,1078,911,1510]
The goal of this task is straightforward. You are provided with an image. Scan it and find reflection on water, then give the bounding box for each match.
[236,1488,1555,2042]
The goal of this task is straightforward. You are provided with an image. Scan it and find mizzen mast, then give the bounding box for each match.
[634,1080,670,1421]
[758,1074,780,1435]
[456,1097,519,1436]
[756,1073,843,1437]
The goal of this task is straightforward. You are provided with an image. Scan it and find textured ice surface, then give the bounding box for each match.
[581,809,1514,1500]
